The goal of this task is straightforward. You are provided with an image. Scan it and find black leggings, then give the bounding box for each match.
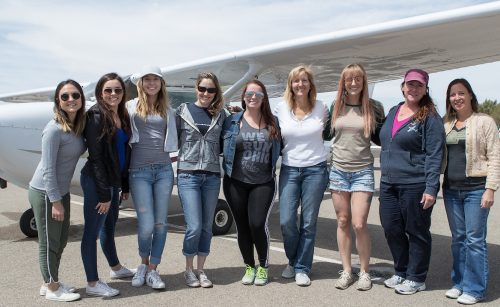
[223,175,276,268]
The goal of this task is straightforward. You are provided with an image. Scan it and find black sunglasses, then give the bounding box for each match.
[60,92,81,101]
[103,88,124,95]
[198,86,217,94]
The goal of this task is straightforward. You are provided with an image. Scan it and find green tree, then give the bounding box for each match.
[478,99,500,126]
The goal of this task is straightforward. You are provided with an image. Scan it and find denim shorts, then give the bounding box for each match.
[328,165,374,192]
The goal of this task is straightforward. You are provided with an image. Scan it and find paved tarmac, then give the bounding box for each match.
[1,169,499,307]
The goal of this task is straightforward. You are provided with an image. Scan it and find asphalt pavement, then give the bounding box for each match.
[1,169,499,307]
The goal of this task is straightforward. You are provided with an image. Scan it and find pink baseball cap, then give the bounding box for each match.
[404,68,429,85]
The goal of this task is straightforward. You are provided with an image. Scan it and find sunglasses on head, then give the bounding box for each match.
[103,88,123,95]
[60,92,81,101]
[198,86,217,94]
[244,91,264,98]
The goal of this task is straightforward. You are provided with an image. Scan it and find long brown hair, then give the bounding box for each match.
[195,72,224,116]
[94,73,130,140]
[401,82,437,122]
[444,78,478,123]
[331,64,374,137]
[241,79,280,140]
[283,65,317,111]
[53,79,86,136]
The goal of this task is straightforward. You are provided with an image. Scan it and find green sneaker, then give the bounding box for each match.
[241,265,256,285]
[254,266,269,286]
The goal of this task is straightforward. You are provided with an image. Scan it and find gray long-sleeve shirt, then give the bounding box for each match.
[29,120,85,202]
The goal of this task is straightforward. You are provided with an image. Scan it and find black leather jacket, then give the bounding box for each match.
[81,104,131,202]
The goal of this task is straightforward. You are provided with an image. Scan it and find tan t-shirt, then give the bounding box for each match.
[331,104,373,172]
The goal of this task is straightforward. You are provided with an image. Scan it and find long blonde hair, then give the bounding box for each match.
[283,65,317,111]
[136,77,170,118]
[331,64,374,138]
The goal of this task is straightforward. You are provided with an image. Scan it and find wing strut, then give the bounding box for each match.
[222,62,263,102]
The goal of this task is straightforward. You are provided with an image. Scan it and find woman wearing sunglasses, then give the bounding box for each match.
[127,66,177,290]
[274,65,329,287]
[222,80,281,286]
[29,80,86,302]
[80,73,134,297]
[176,72,226,288]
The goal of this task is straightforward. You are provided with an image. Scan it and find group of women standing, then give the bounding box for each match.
[29,63,498,305]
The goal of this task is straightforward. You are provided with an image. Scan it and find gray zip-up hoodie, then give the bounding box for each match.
[176,102,226,173]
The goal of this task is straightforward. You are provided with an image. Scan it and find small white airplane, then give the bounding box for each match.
[1,1,500,237]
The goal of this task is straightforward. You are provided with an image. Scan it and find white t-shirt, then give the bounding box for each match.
[273,100,328,167]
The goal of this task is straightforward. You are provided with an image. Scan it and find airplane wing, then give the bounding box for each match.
[2,2,500,104]
[156,1,500,101]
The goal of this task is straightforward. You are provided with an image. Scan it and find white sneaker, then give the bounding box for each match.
[110,265,136,279]
[198,270,213,288]
[281,264,295,279]
[445,287,462,299]
[86,280,119,297]
[45,287,80,302]
[146,270,165,289]
[457,293,480,305]
[132,264,148,287]
[185,269,201,288]
[295,272,311,287]
[40,282,76,296]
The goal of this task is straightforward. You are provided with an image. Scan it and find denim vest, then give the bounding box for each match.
[176,103,226,173]
[222,111,281,178]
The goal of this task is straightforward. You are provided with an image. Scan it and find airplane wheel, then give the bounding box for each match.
[212,199,233,236]
[20,208,38,238]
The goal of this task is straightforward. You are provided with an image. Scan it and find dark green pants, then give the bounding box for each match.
[29,187,70,283]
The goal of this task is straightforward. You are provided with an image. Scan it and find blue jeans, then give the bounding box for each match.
[443,188,489,300]
[279,162,328,274]
[80,173,121,282]
[129,163,174,265]
[178,172,221,257]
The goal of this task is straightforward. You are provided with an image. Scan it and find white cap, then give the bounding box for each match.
[130,65,163,85]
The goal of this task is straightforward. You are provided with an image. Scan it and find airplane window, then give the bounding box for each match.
[123,78,196,110]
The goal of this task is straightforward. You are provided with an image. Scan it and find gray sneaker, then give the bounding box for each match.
[384,275,405,288]
[281,264,295,279]
[185,269,201,288]
[356,271,372,291]
[335,271,354,290]
[197,270,213,288]
[395,280,426,295]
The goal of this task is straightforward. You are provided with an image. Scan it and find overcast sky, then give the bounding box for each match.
[0,0,499,114]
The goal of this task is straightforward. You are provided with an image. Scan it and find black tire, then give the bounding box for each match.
[20,208,38,238]
[212,199,233,236]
